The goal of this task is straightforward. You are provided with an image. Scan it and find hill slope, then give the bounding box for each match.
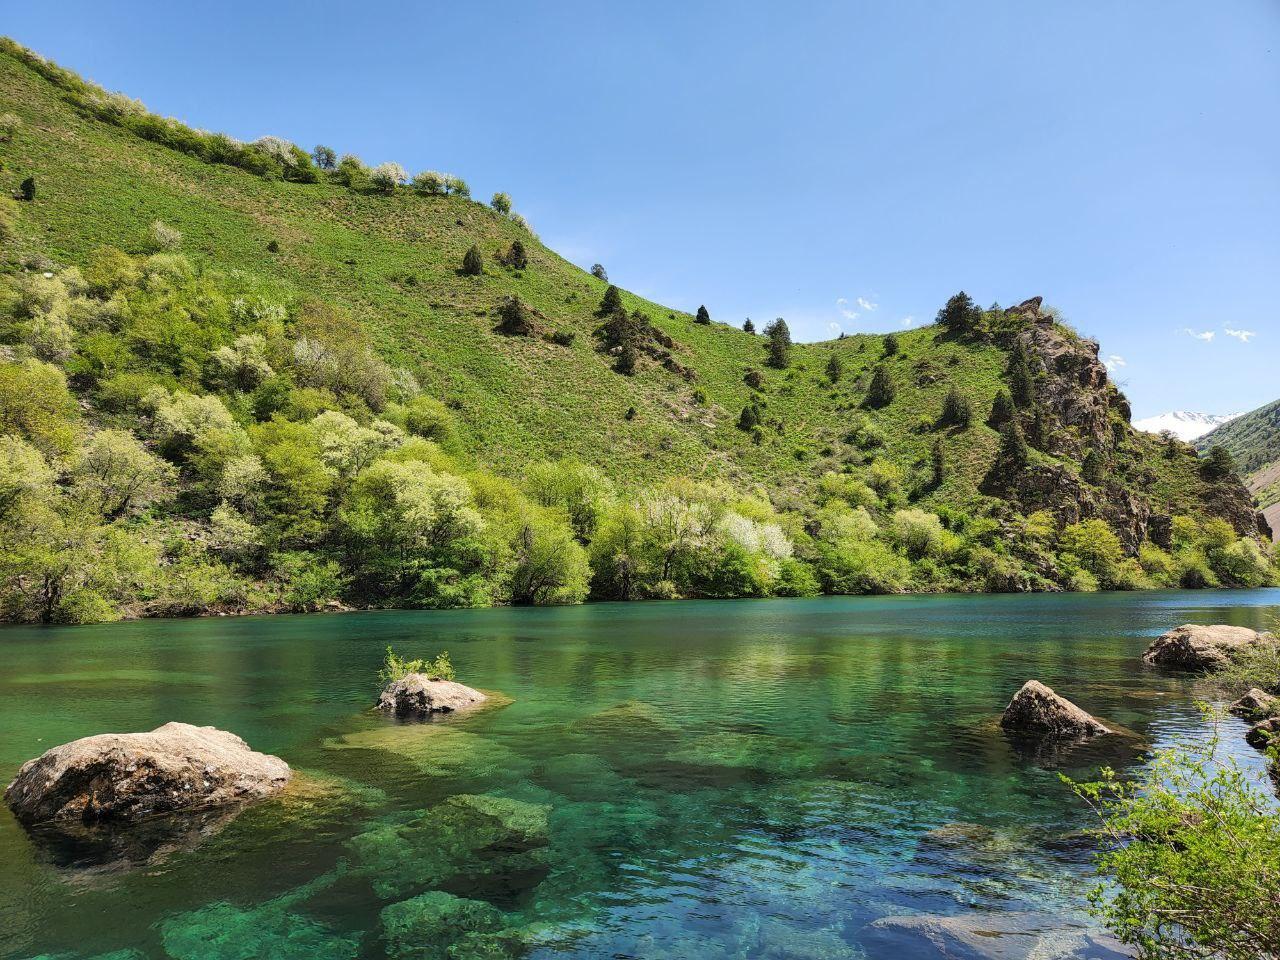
[0,38,1271,621]
[1199,398,1280,539]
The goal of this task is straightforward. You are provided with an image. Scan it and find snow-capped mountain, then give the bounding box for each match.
[1132,411,1240,442]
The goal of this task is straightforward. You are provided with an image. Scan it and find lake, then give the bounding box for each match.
[1,591,1276,960]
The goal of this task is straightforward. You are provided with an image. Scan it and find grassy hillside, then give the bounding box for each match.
[0,38,1272,622]
[1199,398,1280,537]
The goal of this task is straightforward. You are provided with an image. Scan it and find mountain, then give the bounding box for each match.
[1133,410,1239,442]
[0,37,1272,623]
[1198,398,1280,540]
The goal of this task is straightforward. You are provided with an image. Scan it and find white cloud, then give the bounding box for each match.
[1104,354,1126,372]
[836,297,859,322]
[899,315,917,327]
[826,321,842,337]
[1184,328,1215,342]
[1223,326,1256,343]
[856,297,878,312]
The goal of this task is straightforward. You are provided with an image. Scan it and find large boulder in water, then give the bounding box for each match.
[1142,624,1274,672]
[377,673,487,718]
[4,722,290,825]
[1000,681,1112,737]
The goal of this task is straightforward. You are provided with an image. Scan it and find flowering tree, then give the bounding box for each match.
[370,162,408,193]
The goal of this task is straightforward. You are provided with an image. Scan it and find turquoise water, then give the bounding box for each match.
[0,591,1275,959]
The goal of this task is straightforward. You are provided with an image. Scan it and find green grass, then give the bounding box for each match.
[0,41,1236,524]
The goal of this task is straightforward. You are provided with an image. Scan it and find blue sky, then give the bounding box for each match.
[4,1,1277,418]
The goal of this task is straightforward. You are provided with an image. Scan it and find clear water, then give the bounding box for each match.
[1,591,1275,960]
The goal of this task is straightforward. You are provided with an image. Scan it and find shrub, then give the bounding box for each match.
[615,341,638,376]
[444,175,470,198]
[461,244,484,276]
[882,333,899,356]
[864,365,895,408]
[763,318,791,369]
[335,154,369,189]
[19,176,36,201]
[504,240,528,270]
[370,162,407,193]
[490,192,512,215]
[496,296,537,336]
[379,645,456,684]
[402,395,458,448]
[938,385,972,428]
[695,305,711,324]
[988,389,1016,430]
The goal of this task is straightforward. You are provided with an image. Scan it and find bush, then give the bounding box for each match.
[490,192,512,215]
[19,176,35,202]
[695,305,711,324]
[882,333,899,356]
[444,175,470,198]
[379,645,456,684]
[461,245,484,276]
[335,155,369,190]
[825,354,843,383]
[495,296,536,336]
[503,240,528,270]
[599,285,623,315]
[937,385,972,428]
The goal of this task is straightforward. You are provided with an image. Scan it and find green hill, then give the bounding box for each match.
[1198,399,1280,538]
[0,37,1272,623]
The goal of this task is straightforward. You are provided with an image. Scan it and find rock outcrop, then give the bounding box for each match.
[376,674,487,718]
[1142,624,1274,671]
[1246,717,1279,750]
[1230,688,1278,721]
[4,722,290,825]
[1000,681,1112,737]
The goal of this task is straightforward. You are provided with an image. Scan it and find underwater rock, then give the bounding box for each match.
[377,674,487,718]
[863,911,1130,960]
[1230,687,1278,721]
[326,724,529,781]
[1142,624,1274,672]
[664,731,820,776]
[4,722,290,825]
[380,891,512,960]
[348,793,551,899]
[1000,681,1112,738]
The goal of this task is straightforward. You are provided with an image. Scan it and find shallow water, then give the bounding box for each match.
[0,590,1276,960]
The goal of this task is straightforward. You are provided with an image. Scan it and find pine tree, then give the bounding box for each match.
[695,305,711,324]
[505,240,528,270]
[826,353,844,384]
[994,419,1030,474]
[743,318,755,334]
[883,333,900,357]
[18,176,35,202]
[988,389,1016,430]
[1201,445,1236,482]
[1007,341,1034,406]
[737,404,759,431]
[936,291,981,333]
[461,244,484,276]
[496,296,536,336]
[599,285,623,315]
[763,318,792,369]
[865,364,896,408]
[1082,448,1105,485]
[938,385,973,428]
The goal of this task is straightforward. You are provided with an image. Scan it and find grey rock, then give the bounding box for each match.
[1229,688,1278,721]
[4,722,290,825]
[1000,681,1112,738]
[1142,624,1274,672]
[376,673,487,718]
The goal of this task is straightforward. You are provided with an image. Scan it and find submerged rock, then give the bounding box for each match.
[1000,681,1112,738]
[4,722,290,825]
[1142,624,1273,672]
[863,911,1129,960]
[1230,688,1278,721]
[377,674,487,718]
[380,891,509,960]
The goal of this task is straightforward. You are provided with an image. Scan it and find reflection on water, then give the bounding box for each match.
[0,590,1276,959]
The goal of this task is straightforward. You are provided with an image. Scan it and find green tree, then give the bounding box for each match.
[935,291,982,334]
[991,419,1029,475]
[864,364,895,408]
[988,389,1016,430]
[1082,448,1106,485]
[590,263,608,281]
[461,244,484,276]
[507,508,591,605]
[490,191,512,215]
[695,305,711,324]
[743,318,755,333]
[496,296,536,336]
[763,318,792,369]
[1201,445,1237,482]
[69,429,177,520]
[311,145,336,170]
[504,239,528,270]
[826,353,844,384]
[524,460,616,542]
[882,333,900,357]
[1007,340,1035,406]
[599,285,623,315]
[737,404,760,431]
[938,385,973,428]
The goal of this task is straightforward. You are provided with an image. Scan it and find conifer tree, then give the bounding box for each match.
[826,353,844,384]
[883,333,900,357]
[743,318,755,334]
[19,176,34,202]
[763,318,792,369]
[939,385,973,428]
[599,284,623,315]
[1082,448,1105,485]
[615,341,638,376]
[988,389,1016,430]
[1007,341,1034,406]
[461,244,483,276]
[695,305,711,324]
[865,364,895,408]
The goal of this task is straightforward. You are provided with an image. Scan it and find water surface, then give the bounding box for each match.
[1,591,1275,959]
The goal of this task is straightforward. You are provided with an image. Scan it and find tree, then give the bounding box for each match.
[370,162,407,193]
[70,429,177,519]
[737,404,760,431]
[444,175,470,198]
[508,509,591,605]
[1201,445,1237,482]
[461,244,484,276]
[864,364,895,408]
[524,460,615,542]
[411,170,447,195]
[490,192,512,215]
[992,419,1030,475]
[826,354,844,384]
[335,155,369,190]
[504,240,528,270]
[988,389,1016,430]
[19,176,35,202]
[591,263,608,281]
[615,341,638,376]
[312,145,336,170]
[695,305,711,325]
[763,318,792,369]
[883,333,900,357]
[599,284,623,315]
[938,385,973,428]
[1082,448,1105,485]
[1007,340,1035,406]
[496,296,536,336]
[936,291,982,334]
[743,318,755,334]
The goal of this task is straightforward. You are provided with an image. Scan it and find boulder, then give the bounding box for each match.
[4,722,290,825]
[377,673,487,718]
[1000,680,1112,737]
[1246,717,1280,751]
[1229,688,1278,721]
[1142,624,1274,671]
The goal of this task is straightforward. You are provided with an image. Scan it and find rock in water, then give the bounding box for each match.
[1246,717,1280,750]
[1142,624,1273,671]
[1230,688,1278,721]
[1000,681,1112,737]
[377,673,487,718]
[4,722,290,825]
